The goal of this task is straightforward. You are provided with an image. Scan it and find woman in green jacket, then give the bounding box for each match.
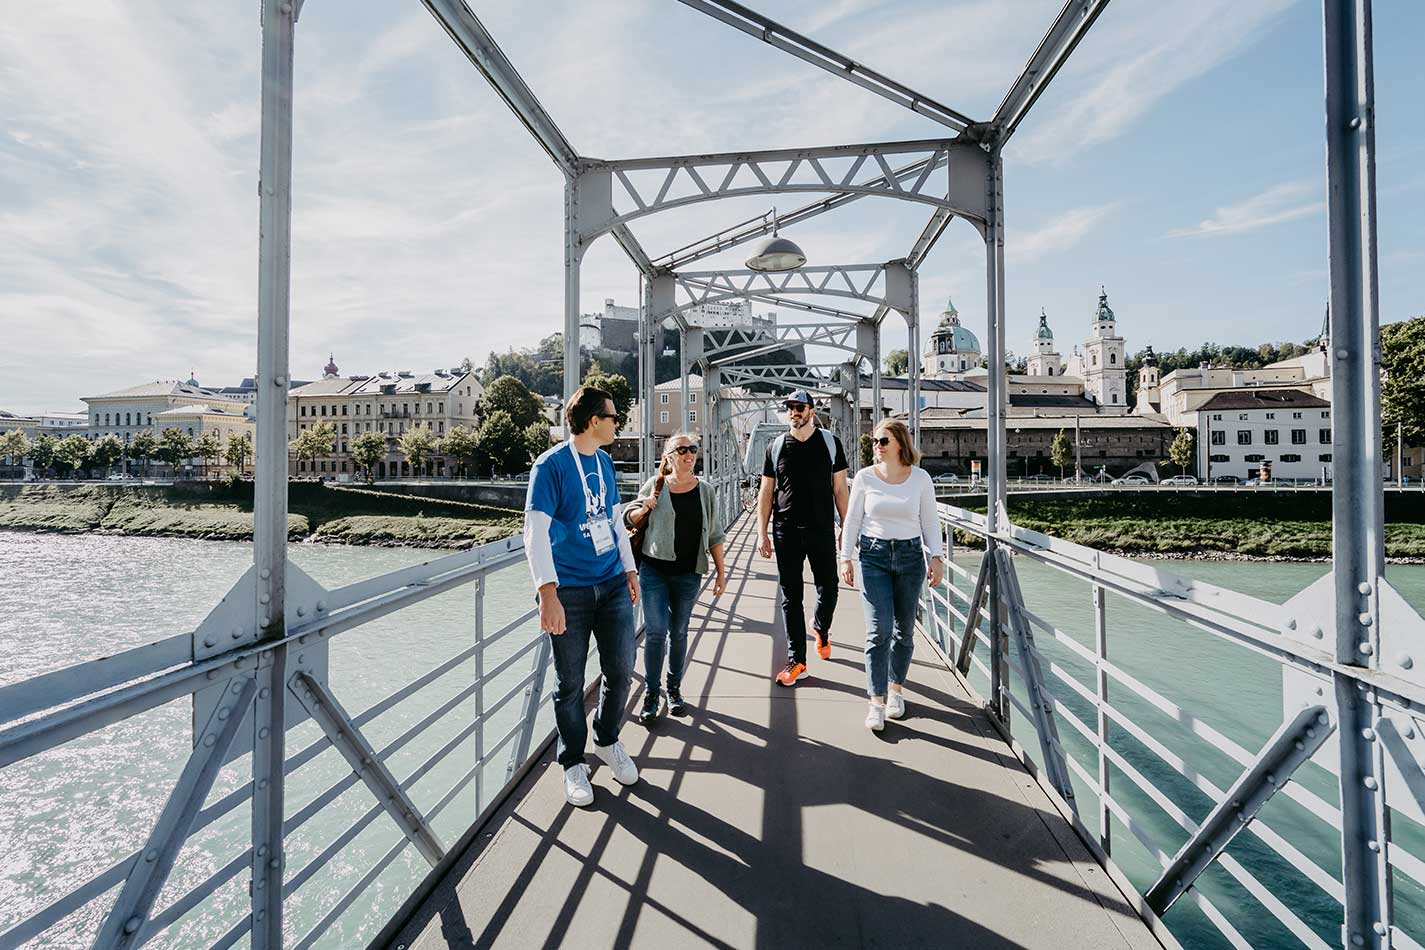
[624,432,727,723]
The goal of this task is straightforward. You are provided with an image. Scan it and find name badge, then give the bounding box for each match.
[588,517,615,555]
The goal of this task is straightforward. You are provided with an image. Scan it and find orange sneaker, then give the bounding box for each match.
[776,661,808,686]
[814,629,831,660]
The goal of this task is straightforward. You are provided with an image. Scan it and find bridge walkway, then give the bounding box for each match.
[384,516,1162,949]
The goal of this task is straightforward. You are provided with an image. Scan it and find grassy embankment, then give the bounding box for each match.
[954,491,1425,561]
[0,483,521,549]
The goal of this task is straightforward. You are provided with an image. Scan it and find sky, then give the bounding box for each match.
[0,0,1421,415]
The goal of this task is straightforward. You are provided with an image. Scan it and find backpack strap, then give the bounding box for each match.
[820,428,836,461]
[771,433,787,463]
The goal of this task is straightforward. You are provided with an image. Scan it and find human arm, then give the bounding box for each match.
[623,476,659,529]
[710,542,726,596]
[918,469,944,588]
[612,499,640,606]
[838,472,866,587]
[523,461,564,633]
[757,475,775,558]
[831,435,850,527]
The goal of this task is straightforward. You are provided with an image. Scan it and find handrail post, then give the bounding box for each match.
[1093,583,1110,855]
[473,575,486,812]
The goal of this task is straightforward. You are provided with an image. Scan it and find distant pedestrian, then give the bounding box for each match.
[624,432,727,724]
[756,389,849,686]
[523,385,641,807]
[839,419,944,731]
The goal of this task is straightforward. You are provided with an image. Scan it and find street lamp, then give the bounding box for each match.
[745,207,807,272]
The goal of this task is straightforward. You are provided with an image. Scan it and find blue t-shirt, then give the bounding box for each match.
[525,442,625,587]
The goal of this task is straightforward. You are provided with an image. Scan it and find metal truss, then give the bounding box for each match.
[670,263,904,317]
[990,0,1112,145]
[717,363,839,396]
[707,322,860,366]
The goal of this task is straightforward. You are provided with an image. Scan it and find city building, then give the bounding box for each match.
[82,379,249,447]
[150,403,257,477]
[1062,289,1127,411]
[287,363,483,478]
[923,299,981,376]
[1195,389,1333,482]
[652,374,704,437]
[1025,310,1063,377]
[915,410,1175,478]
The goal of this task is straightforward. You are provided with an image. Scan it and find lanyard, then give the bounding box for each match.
[566,440,606,516]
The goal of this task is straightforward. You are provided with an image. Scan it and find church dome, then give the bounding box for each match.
[184,370,200,387]
[923,298,981,356]
[1141,344,1158,367]
[323,353,340,378]
[1035,309,1054,340]
[1094,287,1115,323]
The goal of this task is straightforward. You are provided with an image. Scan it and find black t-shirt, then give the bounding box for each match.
[645,486,703,576]
[762,429,848,528]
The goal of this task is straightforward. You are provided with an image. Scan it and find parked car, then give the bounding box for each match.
[932,473,960,484]
[1110,475,1151,486]
[1211,474,1241,484]
[1161,475,1198,486]
[105,472,135,481]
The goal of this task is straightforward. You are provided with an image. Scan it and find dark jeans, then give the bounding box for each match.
[773,520,839,665]
[549,574,635,769]
[857,536,924,697]
[639,564,700,695]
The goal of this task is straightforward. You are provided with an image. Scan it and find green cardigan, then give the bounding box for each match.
[629,475,724,576]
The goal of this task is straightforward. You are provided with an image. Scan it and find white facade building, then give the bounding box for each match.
[1025,310,1063,377]
[1196,389,1333,481]
[922,299,982,376]
[83,379,250,447]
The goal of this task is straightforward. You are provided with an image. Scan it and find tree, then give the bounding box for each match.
[350,431,387,482]
[475,410,526,476]
[91,435,125,476]
[523,420,551,466]
[440,425,478,477]
[155,428,194,474]
[195,431,224,479]
[1050,428,1071,480]
[129,430,157,478]
[459,355,474,375]
[290,422,336,474]
[398,424,440,477]
[582,370,633,431]
[1169,428,1195,477]
[885,348,910,375]
[1,430,31,469]
[225,431,253,475]
[859,433,873,467]
[29,433,57,475]
[482,375,544,430]
[1382,315,1425,453]
[54,434,92,478]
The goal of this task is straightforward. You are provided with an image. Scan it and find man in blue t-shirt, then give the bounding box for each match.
[523,385,641,807]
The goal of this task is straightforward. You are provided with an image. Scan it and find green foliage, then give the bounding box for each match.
[482,375,544,430]
[480,343,577,397]
[0,430,32,464]
[859,433,873,467]
[440,425,478,476]
[1169,428,1195,475]
[128,430,157,474]
[290,422,336,464]
[225,432,253,473]
[398,424,440,475]
[350,431,387,481]
[524,420,551,465]
[29,434,57,472]
[1124,337,1321,404]
[155,428,194,469]
[91,434,125,474]
[885,348,910,375]
[54,434,92,476]
[1382,315,1425,451]
[1050,429,1071,477]
[194,432,224,476]
[475,410,526,476]
[582,370,632,431]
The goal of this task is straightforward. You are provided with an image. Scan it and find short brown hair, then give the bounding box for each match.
[565,385,613,434]
[875,419,921,466]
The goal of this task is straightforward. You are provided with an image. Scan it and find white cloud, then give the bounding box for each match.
[1164,181,1322,239]
[1013,204,1118,260]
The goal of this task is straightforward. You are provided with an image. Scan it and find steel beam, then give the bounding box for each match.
[991,0,1112,145]
[955,556,991,676]
[1144,704,1334,914]
[674,0,974,132]
[669,280,870,323]
[1323,1,1389,947]
[985,149,1006,533]
[291,672,446,866]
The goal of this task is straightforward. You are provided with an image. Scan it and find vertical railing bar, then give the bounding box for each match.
[1093,583,1110,856]
[507,635,553,779]
[474,575,486,813]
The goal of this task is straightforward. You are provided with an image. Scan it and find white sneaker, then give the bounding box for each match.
[865,703,886,732]
[886,692,906,720]
[564,763,594,807]
[594,740,639,786]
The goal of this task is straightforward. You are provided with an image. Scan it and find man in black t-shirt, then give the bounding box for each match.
[757,390,849,686]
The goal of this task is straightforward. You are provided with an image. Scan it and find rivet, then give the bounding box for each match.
[1286,618,1297,630]
[124,916,143,934]
[259,687,270,699]
[234,657,245,670]
[1358,582,1372,595]
[274,375,287,386]
[296,606,306,617]
[1266,773,1277,785]
[1360,643,1374,656]
[145,849,158,862]
[203,636,216,648]
[1400,654,1415,670]
[1362,728,1375,740]
[299,634,309,645]
[269,857,281,869]
[1312,628,1324,640]
[257,845,268,857]
[316,600,327,612]
[1364,776,1379,791]
[1318,713,1329,725]
[203,734,216,747]
[1351,935,1364,947]
[258,727,270,739]
[260,568,270,580]
[231,682,244,694]
[231,628,243,640]
[1407,725,1418,740]
[1338,349,1350,360]
[255,877,265,889]
[1359,613,1373,627]
[1306,728,1316,739]
[1375,922,1388,936]
[260,618,271,629]
[1349,116,1362,130]
[259,594,270,605]
[217,708,230,721]
[1368,840,1381,852]
[258,779,268,790]
[297,654,305,665]
[206,670,219,680]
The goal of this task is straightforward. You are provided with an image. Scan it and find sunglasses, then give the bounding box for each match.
[670,445,699,456]
[594,412,618,420]
[784,403,808,412]
[873,436,894,448]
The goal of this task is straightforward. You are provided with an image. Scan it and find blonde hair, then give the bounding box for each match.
[875,419,921,467]
[659,431,698,477]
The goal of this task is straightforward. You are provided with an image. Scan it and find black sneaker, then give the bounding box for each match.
[667,687,688,716]
[637,689,662,725]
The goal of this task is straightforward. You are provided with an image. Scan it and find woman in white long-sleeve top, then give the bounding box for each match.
[838,419,944,732]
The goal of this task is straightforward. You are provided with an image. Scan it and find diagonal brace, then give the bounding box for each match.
[955,555,992,675]
[93,675,257,949]
[1144,703,1334,915]
[289,671,446,866]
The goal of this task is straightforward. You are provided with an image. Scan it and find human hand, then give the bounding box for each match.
[713,571,726,597]
[538,585,566,635]
[627,570,640,607]
[927,557,943,588]
[758,534,772,559]
[839,560,855,587]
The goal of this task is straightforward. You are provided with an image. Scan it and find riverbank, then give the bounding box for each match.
[0,483,521,549]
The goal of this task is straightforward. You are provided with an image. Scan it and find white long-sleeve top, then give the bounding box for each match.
[839,465,944,561]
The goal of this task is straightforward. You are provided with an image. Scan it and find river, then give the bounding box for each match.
[2,530,1424,948]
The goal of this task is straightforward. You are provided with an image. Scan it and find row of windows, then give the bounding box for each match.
[657,392,698,405]
[297,419,446,436]
[96,412,154,426]
[1209,453,1332,464]
[658,410,697,424]
[300,401,450,418]
[1212,428,1330,446]
[1211,411,1330,421]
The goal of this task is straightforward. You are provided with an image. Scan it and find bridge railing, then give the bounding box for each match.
[918,501,1425,950]
[0,474,745,949]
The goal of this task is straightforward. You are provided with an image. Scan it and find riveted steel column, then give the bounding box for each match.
[871,324,882,427]
[252,2,295,945]
[985,148,1008,723]
[563,177,583,414]
[1324,1,1389,947]
[907,290,921,445]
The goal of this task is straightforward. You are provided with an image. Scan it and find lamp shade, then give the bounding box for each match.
[744,234,807,272]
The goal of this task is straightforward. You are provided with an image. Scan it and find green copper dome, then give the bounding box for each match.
[1035,309,1053,340]
[1095,287,1115,323]
[925,300,980,355]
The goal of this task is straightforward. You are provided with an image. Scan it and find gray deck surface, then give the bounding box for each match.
[390,517,1162,950]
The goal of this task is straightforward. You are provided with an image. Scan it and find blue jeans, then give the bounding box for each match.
[549,574,635,768]
[639,564,700,695]
[857,536,924,698]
